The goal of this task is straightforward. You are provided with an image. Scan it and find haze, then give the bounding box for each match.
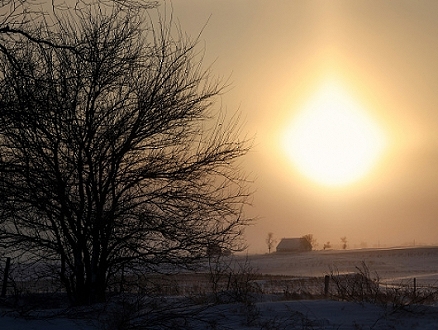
[169,0,438,253]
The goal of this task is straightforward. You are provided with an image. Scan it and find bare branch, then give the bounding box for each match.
[0,1,252,306]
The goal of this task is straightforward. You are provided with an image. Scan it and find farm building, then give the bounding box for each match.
[276,238,312,253]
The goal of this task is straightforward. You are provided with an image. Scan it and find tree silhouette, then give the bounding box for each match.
[0,3,251,305]
[341,236,348,250]
[301,234,316,251]
[266,232,277,254]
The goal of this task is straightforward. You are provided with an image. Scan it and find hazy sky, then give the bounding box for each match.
[167,0,438,253]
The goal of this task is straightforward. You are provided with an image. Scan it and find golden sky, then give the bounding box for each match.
[169,0,438,253]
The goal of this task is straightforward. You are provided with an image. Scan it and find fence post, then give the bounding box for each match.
[1,257,11,298]
[324,275,330,297]
[119,263,124,293]
[413,277,416,298]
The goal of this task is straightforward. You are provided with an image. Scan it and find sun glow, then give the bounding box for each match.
[283,80,387,187]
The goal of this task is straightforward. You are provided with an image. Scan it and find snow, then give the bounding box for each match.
[0,313,95,330]
[2,300,438,329]
[2,247,438,329]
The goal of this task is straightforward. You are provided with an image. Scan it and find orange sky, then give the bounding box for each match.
[168,0,438,253]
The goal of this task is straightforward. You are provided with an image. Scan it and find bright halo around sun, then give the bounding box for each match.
[283,81,387,187]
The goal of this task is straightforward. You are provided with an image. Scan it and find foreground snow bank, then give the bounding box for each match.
[191,300,438,330]
[0,312,96,330]
[3,299,438,330]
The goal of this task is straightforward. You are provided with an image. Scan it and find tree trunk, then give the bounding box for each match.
[73,273,106,305]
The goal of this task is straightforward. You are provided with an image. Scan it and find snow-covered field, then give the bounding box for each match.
[251,246,438,286]
[2,246,438,329]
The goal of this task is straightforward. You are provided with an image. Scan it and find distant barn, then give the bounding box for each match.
[276,238,312,253]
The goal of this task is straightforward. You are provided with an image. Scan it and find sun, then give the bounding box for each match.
[283,80,387,187]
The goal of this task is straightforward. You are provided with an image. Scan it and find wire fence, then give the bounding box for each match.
[2,257,438,306]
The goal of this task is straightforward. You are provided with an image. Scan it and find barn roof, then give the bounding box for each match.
[276,238,308,251]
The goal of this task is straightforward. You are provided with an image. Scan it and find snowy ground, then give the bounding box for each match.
[251,246,438,284]
[2,299,438,329]
[2,246,438,329]
[193,300,438,329]
[0,313,95,330]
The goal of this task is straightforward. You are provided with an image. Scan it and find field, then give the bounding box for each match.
[2,246,438,329]
[251,246,438,287]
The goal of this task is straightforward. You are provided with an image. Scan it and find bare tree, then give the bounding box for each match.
[341,236,348,250]
[323,242,331,250]
[0,3,251,305]
[301,234,316,251]
[265,232,276,254]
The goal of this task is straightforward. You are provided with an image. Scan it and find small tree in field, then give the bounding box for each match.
[301,234,316,251]
[0,3,251,305]
[266,232,277,254]
[341,237,348,250]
